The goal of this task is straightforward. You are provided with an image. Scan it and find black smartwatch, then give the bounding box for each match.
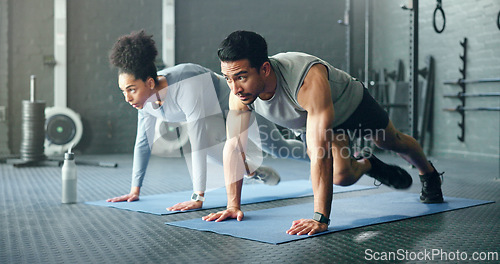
[313,212,330,225]
[190,193,205,202]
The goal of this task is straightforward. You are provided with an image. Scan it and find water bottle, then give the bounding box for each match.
[62,148,77,203]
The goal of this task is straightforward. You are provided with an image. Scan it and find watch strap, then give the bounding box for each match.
[313,212,330,225]
[191,193,205,202]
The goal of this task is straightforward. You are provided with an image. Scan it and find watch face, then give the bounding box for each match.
[313,213,321,221]
[191,193,204,201]
[313,212,329,224]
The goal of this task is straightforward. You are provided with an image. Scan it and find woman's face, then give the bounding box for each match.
[118,73,155,109]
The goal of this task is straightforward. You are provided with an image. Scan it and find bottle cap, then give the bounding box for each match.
[65,152,75,160]
[65,143,75,160]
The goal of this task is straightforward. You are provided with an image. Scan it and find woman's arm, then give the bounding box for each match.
[107,110,156,202]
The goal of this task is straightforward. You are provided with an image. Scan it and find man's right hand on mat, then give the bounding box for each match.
[106,193,139,203]
[202,207,244,222]
[286,218,328,236]
[166,200,202,211]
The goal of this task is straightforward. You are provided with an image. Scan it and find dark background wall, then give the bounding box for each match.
[66,0,162,153]
[175,0,348,72]
[3,0,54,156]
[2,0,499,162]
[0,0,8,155]
[4,0,351,155]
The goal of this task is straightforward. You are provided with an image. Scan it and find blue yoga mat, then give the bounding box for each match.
[85,180,375,215]
[166,192,494,244]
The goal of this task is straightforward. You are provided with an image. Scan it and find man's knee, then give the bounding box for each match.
[333,169,356,186]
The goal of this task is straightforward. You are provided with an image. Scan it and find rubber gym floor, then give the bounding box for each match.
[1,152,498,263]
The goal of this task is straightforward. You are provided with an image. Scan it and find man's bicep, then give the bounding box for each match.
[305,108,334,147]
[301,83,335,130]
[300,66,335,153]
[298,64,333,115]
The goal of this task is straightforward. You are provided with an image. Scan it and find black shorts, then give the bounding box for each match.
[300,88,389,144]
[332,88,389,137]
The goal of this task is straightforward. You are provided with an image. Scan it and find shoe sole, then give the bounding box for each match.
[420,193,444,203]
[369,164,413,189]
[389,166,413,189]
[420,198,444,204]
[366,153,413,190]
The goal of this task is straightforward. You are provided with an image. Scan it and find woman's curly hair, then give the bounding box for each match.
[109,30,158,83]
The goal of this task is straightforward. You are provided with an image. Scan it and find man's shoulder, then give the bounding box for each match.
[270,52,317,61]
[270,52,323,73]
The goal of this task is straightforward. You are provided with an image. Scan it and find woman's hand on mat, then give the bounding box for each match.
[107,187,140,202]
[166,200,203,211]
[286,219,328,236]
[202,207,244,222]
[106,193,139,203]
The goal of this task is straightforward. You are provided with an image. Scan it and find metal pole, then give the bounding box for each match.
[443,106,500,112]
[443,92,500,98]
[337,0,351,72]
[54,0,67,108]
[162,0,175,68]
[443,77,500,85]
[345,0,351,72]
[364,0,370,86]
[30,75,36,102]
[409,0,419,139]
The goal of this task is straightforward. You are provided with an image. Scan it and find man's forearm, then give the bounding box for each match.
[307,127,334,219]
[223,138,246,209]
[310,157,333,218]
[225,177,243,209]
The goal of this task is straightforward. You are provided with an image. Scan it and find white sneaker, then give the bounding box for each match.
[244,166,281,186]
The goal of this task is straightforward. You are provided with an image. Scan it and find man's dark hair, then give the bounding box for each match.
[109,29,158,84]
[217,30,269,69]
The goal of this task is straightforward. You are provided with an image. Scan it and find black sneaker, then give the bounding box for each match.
[364,153,413,189]
[419,162,444,203]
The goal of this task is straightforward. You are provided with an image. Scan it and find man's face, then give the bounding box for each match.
[221,59,266,105]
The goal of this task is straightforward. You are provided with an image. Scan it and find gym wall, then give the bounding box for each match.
[175,0,347,72]
[4,0,349,155]
[372,0,500,162]
[3,0,55,156]
[4,0,162,155]
[2,0,498,162]
[0,0,8,155]
[66,0,162,154]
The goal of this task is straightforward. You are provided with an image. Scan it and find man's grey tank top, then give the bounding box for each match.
[248,52,363,132]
